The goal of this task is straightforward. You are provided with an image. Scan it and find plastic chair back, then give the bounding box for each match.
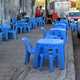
[49,29,67,42]
[1,23,10,32]
[70,21,78,31]
[40,27,47,37]
[54,23,67,30]
[36,17,45,27]
[11,17,17,24]
[22,37,32,53]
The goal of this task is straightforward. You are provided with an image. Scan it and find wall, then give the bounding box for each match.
[24,0,32,17]
[0,0,33,22]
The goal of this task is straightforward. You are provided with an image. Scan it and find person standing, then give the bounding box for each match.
[35,6,41,17]
[40,6,43,16]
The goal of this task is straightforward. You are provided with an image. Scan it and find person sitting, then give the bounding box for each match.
[52,10,60,21]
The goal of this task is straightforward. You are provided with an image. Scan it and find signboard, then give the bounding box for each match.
[55,1,71,11]
[55,1,71,16]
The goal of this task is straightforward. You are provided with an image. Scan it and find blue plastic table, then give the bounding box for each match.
[33,38,65,71]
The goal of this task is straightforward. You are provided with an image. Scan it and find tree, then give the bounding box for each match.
[76,0,80,10]
[70,1,76,8]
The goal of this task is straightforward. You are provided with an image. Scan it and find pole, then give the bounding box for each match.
[45,0,48,17]
[4,0,6,20]
[23,0,24,12]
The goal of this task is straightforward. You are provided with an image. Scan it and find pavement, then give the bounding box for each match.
[72,32,80,80]
[0,26,75,80]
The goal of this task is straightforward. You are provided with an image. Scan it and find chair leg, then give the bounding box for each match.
[28,28,31,32]
[21,28,23,33]
[0,34,2,41]
[55,56,59,67]
[49,55,54,72]
[24,51,30,64]
[32,54,39,68]
[14,32,17,39]
[39,54,44,70]
[5,32,8,40]
[16,28,19,34]
[57,48,65,70]
[24,27,27,32]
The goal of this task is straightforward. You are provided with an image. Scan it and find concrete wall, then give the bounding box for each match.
[24,0,32,17]
[0,0,34,22]
[0,0,20,22]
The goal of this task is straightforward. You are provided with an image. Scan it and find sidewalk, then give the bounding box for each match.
[0,29,75,80]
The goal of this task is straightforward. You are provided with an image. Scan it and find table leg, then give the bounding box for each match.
[58,47,65,70]
[49,55,54,72]
[24,51,30,64]
[39,54,44,70]
[32,54,39,68]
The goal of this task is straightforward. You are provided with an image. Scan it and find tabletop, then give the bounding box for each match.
[50,28,66,31]
[0,23,10,29]
[37,38,64,45]
[36,38,64,56]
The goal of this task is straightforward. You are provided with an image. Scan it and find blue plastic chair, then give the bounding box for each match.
[17,20,32,33]
[54,23,67,30]
[11,17,17,24]
[0,32,3,41]
[19,21,28,33]
[49,28,67,42]
[22,37,32,64]
[54,22,68,40]
[40,27,61,39]
[15,21,23,33]
[11,17,17,28]
[30,18,37,29]
[26,21,33,32]
[0,25,2,40]
[60,19,68,23]
[60,19,69,29]
[1,23,17,40]
[23,17,30,22]
[8,29,17,39]
[77,22,80,32]
[22,37,36,64]
[37,17,45,27]
[70,21,78,32]
[1,23,10,40]
[40,27,47,37]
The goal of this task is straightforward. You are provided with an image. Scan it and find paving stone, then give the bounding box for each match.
[0,28,75,80]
